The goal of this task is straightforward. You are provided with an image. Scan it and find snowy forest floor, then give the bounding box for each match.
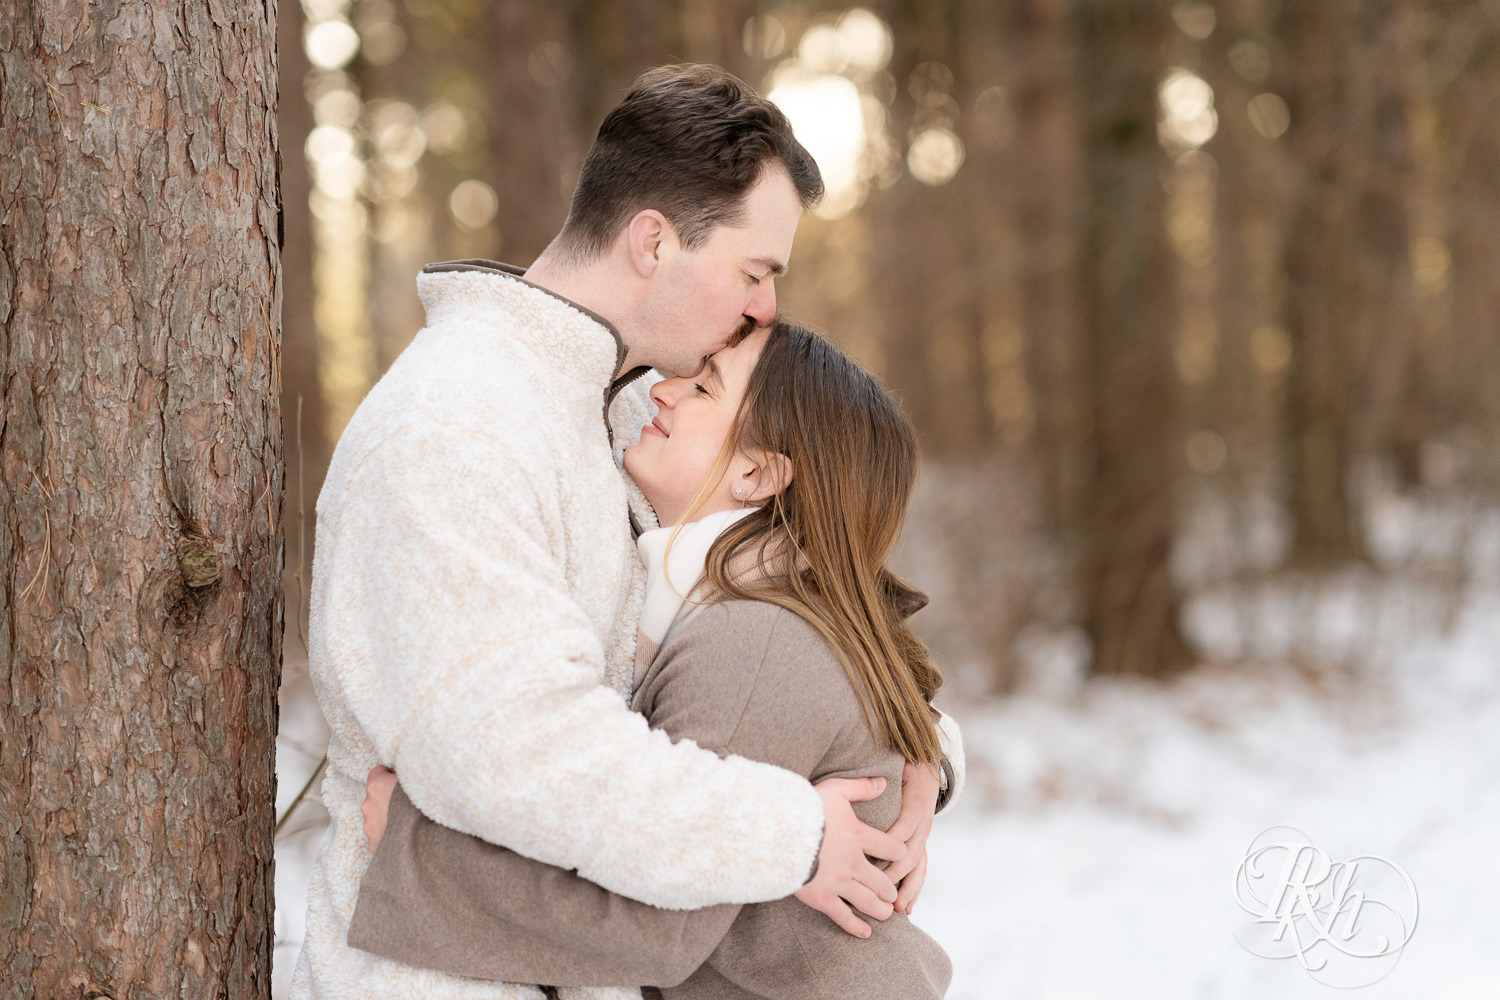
[913,581,1500,999]
[273,577,1500,999]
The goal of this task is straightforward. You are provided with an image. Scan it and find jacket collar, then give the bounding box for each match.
[420,258,651,413]
[421,259,653,536]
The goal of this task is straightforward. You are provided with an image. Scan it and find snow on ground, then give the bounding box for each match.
[272,626,329,1000]
[273,579,1500,999]
[913,587,1500,999]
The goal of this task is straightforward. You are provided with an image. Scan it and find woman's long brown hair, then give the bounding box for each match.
[699,320,943,764]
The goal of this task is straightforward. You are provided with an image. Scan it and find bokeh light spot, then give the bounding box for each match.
[306,124,355,164]
[1247,93,1290,139]
[742,15,787,60]
[420,102,468,154]
[1250,324,1292,372]
[1229,40,1271,84]
[907,128,965,186]
[313,87,361,129]
[837,9,892,72]
[361,21,406,66]
[1160,68,1218,149]
[1171,1,1217,39]
[798,25,848,75]
[770,68,866,216]
[305,20,360,70]
[449,179,499,231]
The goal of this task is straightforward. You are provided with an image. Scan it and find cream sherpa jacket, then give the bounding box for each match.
[290,264,829,1000]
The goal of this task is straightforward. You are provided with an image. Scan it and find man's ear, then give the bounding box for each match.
[625,209,672,278]
[744,452,794,504]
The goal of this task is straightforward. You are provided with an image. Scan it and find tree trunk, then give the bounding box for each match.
[1008,0,1086,532]
[867,0,994,458]
[1276,2,1377,566]
[1201,0,1284,489]
[1073,0,1192,678]
[1442,5,1500,490]
[0,2,282,995]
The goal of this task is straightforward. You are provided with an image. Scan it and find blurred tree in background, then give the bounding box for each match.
[281,0,1500,691]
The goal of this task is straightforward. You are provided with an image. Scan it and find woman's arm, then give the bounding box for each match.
[349,602,870,985]
[348,784,740,987]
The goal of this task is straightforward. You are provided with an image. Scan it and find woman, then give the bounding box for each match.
[349,320,955,998]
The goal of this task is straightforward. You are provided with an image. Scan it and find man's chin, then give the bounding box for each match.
[661,357,708,379]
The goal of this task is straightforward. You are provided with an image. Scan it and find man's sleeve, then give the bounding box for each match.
[348,602,847,985]
[327,425,823,909]
[935,709,966,811]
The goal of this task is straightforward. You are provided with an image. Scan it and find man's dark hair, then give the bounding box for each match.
[553,64,824,260]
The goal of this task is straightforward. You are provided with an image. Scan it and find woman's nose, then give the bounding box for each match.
[650,378,683,409]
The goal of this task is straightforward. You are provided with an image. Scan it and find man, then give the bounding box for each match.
[290,65,962,999]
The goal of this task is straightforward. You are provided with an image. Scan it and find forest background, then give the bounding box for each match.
[275,1,1500,996]
[3,0,1497,996]
[280,0,1500,691]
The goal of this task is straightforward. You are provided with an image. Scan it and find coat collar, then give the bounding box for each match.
[420,259,654,535]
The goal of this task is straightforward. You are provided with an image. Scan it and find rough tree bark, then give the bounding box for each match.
[1073,0,1192,677]
[0,1,281,996]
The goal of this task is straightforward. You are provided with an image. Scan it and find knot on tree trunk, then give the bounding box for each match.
[178,545,221,588]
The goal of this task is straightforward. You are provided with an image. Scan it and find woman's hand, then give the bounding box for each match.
[361,765,399,853]
[885,761,939,914]
[794,776,905,938]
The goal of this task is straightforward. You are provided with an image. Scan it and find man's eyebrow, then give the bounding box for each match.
[747,257,787,278]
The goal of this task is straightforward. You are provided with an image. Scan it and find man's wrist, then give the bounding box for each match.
[804,827,823,885]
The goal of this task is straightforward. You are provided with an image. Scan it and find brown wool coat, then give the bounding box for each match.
[347,600,952,999]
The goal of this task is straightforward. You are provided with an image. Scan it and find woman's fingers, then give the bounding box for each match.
[896,851,928,915]
[847,855,900,914]
[816,774,886,802]
[883,814,932,888]
[794,883,873,938]
[886,762,940,843]
[858,823,907,864]
[839,877,896,923]
[361,765,399,853]
[804,775,902,934]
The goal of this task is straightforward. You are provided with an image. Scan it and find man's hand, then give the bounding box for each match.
[886,761,939,915]
[793,776,906,938]
[361,765,399,853]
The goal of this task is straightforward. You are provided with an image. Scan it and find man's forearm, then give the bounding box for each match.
[332,428,825,909]
[347,785,741,987]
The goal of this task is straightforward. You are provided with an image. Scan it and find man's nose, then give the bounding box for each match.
[745,277,777,327]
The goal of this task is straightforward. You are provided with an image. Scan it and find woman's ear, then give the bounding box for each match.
[743,452,793,504]
[626,209,672,277]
